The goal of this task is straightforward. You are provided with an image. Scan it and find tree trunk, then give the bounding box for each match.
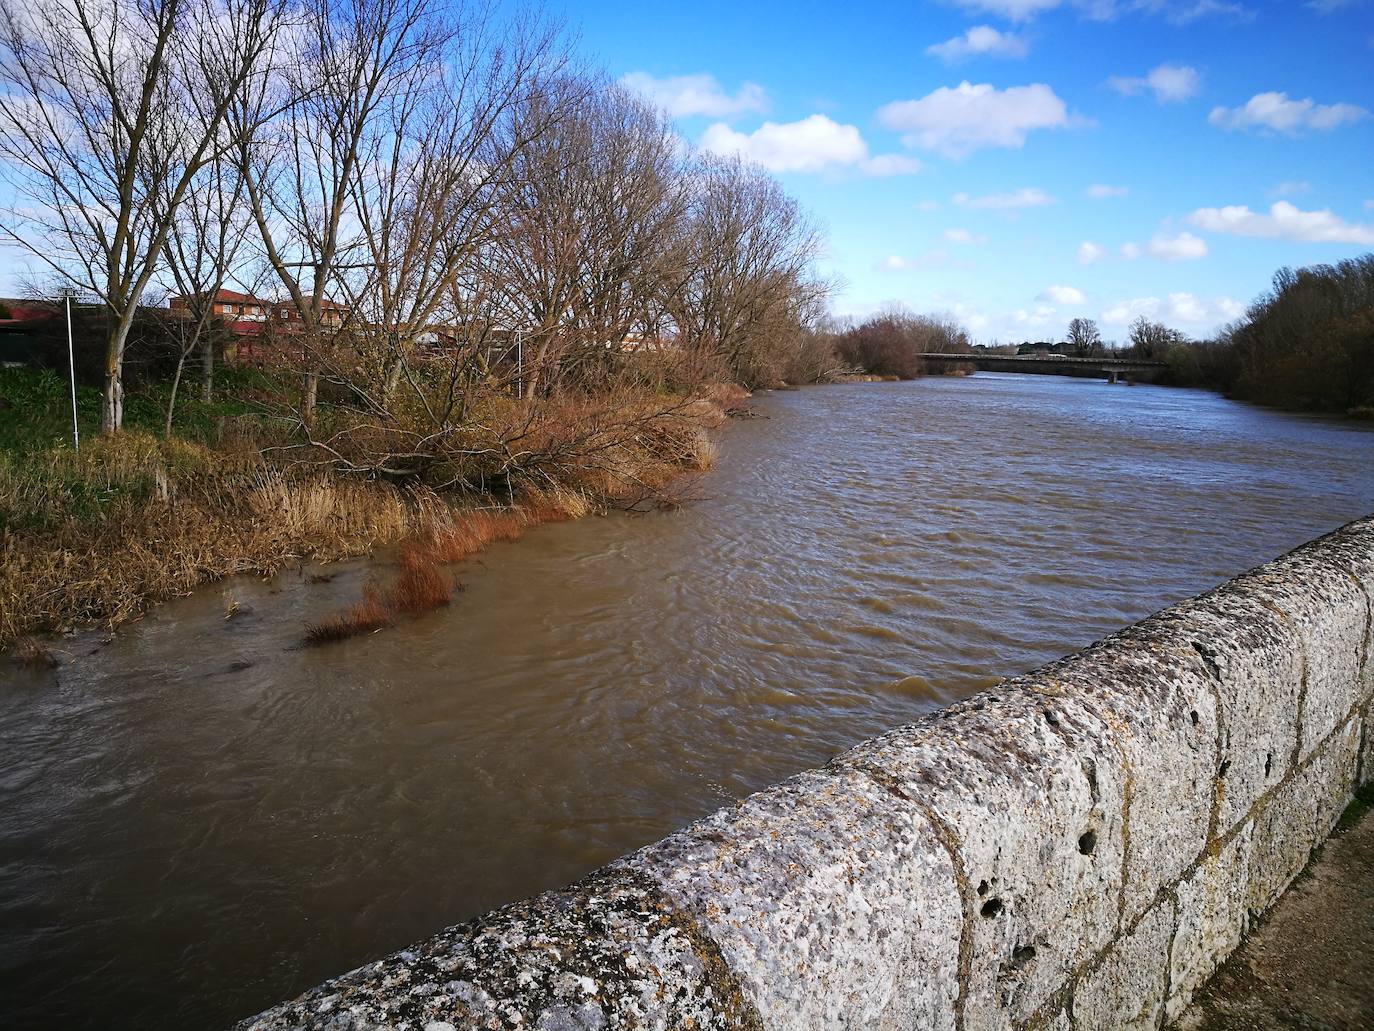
[102,323,130,434]
[201,334,215,402]
[302,371,318,427]
[166,352,187,437]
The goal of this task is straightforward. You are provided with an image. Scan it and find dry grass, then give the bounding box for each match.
[0,454,444,645]
[304,585,392,644]
[1,388,733,649]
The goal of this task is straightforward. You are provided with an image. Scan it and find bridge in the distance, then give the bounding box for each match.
[919,352,1167,382]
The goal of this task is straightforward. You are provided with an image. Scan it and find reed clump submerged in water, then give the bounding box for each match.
[301,486,605,644]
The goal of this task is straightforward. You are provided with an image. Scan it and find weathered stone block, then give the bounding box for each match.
[635,766,963,1031]
[1072,901,1174,1031]
[1310,517,1374,705]
[1165,819,1254,1024]
[1040,632,1217,927]
[1359,707,1374,788]
[827,688,1124,1030]
[233,517,1374,1031]
[1250,551,1368,760]
[1149,591,1301,834]
[236,866,751,1031]
[1246,718,1360,918]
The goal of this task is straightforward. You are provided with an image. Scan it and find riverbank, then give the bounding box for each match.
[0,378,740,650]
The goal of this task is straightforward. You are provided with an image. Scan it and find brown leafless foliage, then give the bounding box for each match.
[836,306,971,379]
[482,78,689,397]
[672,155,829,388]
[158,157,255,432]
[0,0,841,489]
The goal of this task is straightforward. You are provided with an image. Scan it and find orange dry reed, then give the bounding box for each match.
[386,539,455,613]
[304,586,392,644]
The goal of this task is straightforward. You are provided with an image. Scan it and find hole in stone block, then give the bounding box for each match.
[1219,759,1231,777]
[977,879,989,897]
[1189,710,1199,726]
[1012,944,1036,966]
[981,897,1004,918]
[1264,753,1272,778]
[1078,829,1098,855]
[1044,709,1060,726]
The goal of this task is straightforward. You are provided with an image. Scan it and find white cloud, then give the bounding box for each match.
[860,154,925,176]
[917,200,942,212]
[926,25,1029,62]
[1039,284,1087,304]
[876,82,1074,158]
[943,227,989,244]
[1186,201,1374,244]
[1013,303,1060,327]
[1101,292,1244,327]
[1102,296,1160,324]
[700,115,919,176]
[1166,1,1251,24]
[620,72,768,119]
[1086,184,1129,199]
[953,186,1056,209]
[1208,92,1368,133]
[1148,231,1208,261]
[1121,242,1143,260]
[1108,64,1202,103]
[697,117,923,177]
[952,0,1062,19]
[1078,240,1106,264]
[701,117,862,172]
[940,300,992,332]
[949,0,1249,22]
[1269,180,1312,197]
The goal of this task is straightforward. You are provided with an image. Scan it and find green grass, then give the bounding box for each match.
[0,364,279,454]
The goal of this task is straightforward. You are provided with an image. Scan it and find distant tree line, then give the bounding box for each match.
[819,307,972,380]
[1129,255,1374,415]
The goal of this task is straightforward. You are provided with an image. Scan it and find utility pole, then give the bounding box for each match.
[58,286,80,451]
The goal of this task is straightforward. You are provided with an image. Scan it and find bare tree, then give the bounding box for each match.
[232,0,499,427]
[0,0,288,433]
[672,155,827,387]
[484,77,688,398]
[157,157,258,433]
[1128,316,1183,360]
[339,12,562,412]
[1067,316,1102,357]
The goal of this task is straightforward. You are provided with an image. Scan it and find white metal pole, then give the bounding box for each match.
[516,330,523,400]
[65,293,80,451]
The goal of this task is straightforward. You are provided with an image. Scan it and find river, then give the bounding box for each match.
[3,373,1373,1030]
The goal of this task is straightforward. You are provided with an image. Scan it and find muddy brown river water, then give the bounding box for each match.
[3,373,1374,1029]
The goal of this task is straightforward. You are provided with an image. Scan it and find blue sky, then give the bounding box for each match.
[576,0,1374,343]
[3,0,1369,345]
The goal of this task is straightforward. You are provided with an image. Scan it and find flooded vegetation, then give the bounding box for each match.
[3,373,1373,1030]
